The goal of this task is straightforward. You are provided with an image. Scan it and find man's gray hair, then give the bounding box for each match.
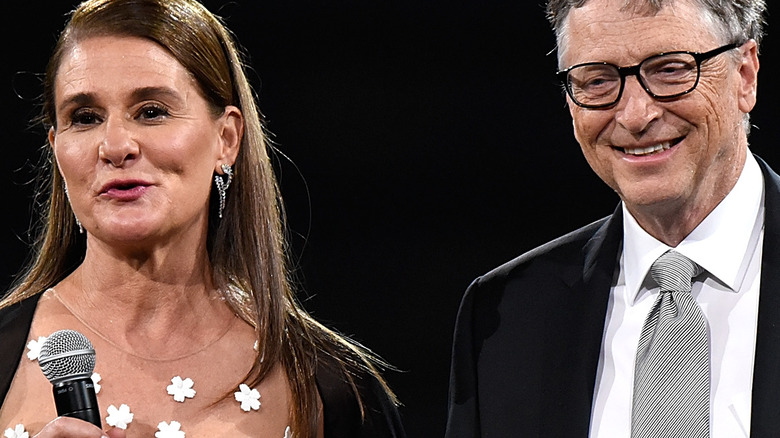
[547,0,766,134]
[547,0,767,54]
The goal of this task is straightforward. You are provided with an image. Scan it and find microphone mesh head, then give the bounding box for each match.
[38,329,96,384]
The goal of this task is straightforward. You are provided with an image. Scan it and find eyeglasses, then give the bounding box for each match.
[557,42,741,109]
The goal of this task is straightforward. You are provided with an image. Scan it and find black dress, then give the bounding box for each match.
[0,293,406,437]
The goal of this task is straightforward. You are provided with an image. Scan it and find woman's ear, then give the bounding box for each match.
[215,105,243,171]
[49,126,65,178]
[48,126,56,148]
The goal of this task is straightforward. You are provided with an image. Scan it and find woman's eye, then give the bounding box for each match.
[70,109,100,126]
[139,105,170,120]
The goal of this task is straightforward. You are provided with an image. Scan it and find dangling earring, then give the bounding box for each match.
[214,163,234,219]
[63,182,84,234]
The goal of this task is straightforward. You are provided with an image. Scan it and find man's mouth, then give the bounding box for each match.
[620,138,682,156]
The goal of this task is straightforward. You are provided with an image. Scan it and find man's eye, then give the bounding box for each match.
[583,77,614,88]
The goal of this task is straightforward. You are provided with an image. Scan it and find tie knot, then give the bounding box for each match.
[650,250,702,293]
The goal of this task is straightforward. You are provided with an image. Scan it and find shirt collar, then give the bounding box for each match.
[622,151,765,305]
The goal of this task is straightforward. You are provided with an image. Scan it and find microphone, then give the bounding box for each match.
[38,329,102,428]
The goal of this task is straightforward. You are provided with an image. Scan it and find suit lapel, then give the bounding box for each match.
[579,206,624,367]
[542,207,624,435]
[750,156,780,436]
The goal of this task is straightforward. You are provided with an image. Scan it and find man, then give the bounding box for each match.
[446,0,776,436]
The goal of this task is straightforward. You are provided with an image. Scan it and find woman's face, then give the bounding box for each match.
[49,35,241,248]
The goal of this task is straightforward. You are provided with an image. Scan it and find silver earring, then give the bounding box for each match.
[64,182,84,234]
[215,163,234,219]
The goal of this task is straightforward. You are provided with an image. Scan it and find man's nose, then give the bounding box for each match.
[614,77,663,135]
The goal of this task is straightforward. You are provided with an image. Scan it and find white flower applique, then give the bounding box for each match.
[91,373,102,394]
[284,426,292,438]
[3,424,28,438]
[155,421,185,438]
[166,376,196,402]
[106,404,134,429]
[26,336,47,361]
[234,383,261,411]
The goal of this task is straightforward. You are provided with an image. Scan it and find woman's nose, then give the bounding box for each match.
[98,117,139,166]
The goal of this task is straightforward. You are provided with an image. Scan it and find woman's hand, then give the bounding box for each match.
[32,417,126,438]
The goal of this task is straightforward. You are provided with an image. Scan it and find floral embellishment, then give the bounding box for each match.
[3,424,28,438]
[166,376,196,402]
[155,421,185,438]
[91,372,102,394]
[26,336,47,361]
[284,426,292,438]
[106,404,134,429]
[234,383,261,411]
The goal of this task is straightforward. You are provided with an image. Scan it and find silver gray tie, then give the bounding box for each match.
[631,250,709,438]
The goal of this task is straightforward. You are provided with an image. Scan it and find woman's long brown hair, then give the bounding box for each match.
[0,0,397,435]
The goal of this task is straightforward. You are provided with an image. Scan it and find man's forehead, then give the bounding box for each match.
[565,0,708,41]
[571,0,689,19]
[560,0,716,65]
[573,0,676,16]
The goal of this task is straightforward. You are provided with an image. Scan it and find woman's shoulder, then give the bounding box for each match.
[0,293,43,405]
[315,353,406,438]
[0,293,42,356]
[0,293,41,331]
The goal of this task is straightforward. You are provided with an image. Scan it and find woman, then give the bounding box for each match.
[0,0,405,437]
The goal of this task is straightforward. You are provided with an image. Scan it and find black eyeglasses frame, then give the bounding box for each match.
[556,42,742,109]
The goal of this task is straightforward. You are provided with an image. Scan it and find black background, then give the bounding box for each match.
[4,2,780,436]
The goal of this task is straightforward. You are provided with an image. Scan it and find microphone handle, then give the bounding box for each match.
[52,377,102,428]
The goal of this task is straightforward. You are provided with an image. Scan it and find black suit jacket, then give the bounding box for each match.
[446,155,780,437]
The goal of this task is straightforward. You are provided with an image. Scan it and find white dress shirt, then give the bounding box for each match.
[589,151,765,438]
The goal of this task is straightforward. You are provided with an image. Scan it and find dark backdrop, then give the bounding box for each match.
[4,2,780,436]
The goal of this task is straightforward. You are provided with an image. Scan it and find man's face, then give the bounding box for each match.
[560,0,758,223]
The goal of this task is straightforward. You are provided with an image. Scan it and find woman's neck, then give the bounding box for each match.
[52,245,236,360]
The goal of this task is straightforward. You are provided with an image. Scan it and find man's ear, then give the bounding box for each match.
[737,39,759,113]
[215,105,243,171]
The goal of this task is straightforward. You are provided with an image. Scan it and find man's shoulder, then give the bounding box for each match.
[484,216,610,280]
[463,214,617,305]
[452,212,620,362]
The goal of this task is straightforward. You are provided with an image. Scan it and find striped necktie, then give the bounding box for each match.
[631,250,709,438]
